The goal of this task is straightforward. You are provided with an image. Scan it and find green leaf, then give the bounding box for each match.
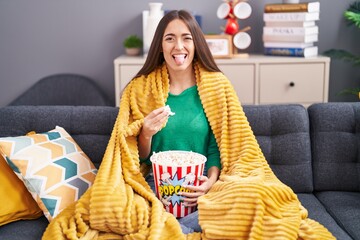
[344,11,360,27]
[338,87,360,96]
[327,1,360,99]
[348,1,360,13]
[323,49,360,66]
[344,1,360,27]
[123,35,143,48]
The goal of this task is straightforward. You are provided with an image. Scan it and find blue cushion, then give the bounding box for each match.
[308,103,360,191]
[315,191,360,240]
[298,193,352,240]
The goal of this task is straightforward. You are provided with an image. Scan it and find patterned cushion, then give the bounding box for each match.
[0,154,43,226]
[0,126,97,221]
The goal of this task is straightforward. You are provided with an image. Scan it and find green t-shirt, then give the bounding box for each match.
[141,85,221,170]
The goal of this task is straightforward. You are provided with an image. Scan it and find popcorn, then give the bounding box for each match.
[182,172,196,186]
[150,151,206,166]
[164,105,175,116]
[150,150,207,218]
[161,172,172,185]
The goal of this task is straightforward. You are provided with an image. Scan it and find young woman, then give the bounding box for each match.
[43,9,334,240]
[134,10,222,233]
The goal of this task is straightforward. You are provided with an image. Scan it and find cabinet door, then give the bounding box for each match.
[259,63,325,104]
[115,64,142,106]
[119,65,142,91]
[218,64,255,104]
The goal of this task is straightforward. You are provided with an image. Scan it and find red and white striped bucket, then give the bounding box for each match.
[150,151,206,218]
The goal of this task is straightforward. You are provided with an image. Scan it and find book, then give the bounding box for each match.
[264,41,314,48]
[263,12,320,22]
[265,21,316,27]
[263,26,318,36]
[264,46,318,57]
[263,33,318,43]
[264,2,320,13]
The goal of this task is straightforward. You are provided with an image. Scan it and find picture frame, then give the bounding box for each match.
[204,34,232,58]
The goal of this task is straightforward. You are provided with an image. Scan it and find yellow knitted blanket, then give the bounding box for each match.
[43,63,335,240]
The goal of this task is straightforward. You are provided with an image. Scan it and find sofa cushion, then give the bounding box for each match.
[308,103,360,191]
[298,193,352,240]
[315,191,360,240]
[0,216,48,240]
[0,154,43,226]
[0,126,97,221]
[243,104,313,193]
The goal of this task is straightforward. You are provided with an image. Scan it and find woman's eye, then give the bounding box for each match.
[165,37,174,41]
[183,34,192,40]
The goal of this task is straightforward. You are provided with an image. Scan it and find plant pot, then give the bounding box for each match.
[125,48,141,56]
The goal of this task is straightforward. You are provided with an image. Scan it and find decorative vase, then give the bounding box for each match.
[143,2,164,56]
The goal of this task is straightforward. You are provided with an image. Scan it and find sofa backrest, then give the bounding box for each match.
[243,104,313,193]
[308,103,360,192]
[8,74,112,106]
[0,106,118,168]
[0,105,314,193]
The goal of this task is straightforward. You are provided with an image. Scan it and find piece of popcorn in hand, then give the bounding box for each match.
[164,105,175,116]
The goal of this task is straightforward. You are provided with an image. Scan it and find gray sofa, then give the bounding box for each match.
[0,103,359,240]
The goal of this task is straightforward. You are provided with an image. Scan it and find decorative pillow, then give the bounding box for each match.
[0,126,97,221]
[0,154,43,226]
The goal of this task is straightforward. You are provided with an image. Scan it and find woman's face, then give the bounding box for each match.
[162,19,195,73]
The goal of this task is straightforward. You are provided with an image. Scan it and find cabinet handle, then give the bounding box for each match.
[289,82,295,87]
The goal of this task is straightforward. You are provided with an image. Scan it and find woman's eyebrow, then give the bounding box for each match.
[163,33,192,37]
[164,33,175,38]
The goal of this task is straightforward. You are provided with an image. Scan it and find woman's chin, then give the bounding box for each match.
[168,61,192,72]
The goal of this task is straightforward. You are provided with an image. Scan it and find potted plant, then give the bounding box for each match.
[123,35,143,56]
[324,1,360,99]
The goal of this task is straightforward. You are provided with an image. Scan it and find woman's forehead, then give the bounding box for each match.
[164,19,191,35]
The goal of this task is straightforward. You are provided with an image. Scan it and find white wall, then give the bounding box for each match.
[0,0,359,106]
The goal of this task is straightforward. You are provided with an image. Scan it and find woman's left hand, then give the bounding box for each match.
[179,176,213,207]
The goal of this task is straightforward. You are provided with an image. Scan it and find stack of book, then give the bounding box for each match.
[262,1,320,57]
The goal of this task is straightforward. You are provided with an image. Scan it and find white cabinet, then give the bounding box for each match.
[114,55,330,106]
[218,64,255,104]
[259,63,326,104]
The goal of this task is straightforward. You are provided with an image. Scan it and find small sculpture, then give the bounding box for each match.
[217,0,252,53]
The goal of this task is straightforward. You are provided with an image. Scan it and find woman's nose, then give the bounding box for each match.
[175,40,184,50]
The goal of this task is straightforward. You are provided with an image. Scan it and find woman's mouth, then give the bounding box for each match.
[173,54,187,65]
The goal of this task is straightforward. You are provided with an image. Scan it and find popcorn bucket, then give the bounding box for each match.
[150,151,207,218]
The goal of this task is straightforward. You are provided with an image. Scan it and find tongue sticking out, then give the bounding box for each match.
[174,55,186,65]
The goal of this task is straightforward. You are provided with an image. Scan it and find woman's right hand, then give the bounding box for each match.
[138,106,170,159]
[141,106,170,139]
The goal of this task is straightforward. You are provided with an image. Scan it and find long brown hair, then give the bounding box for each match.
[135,10,221,78]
